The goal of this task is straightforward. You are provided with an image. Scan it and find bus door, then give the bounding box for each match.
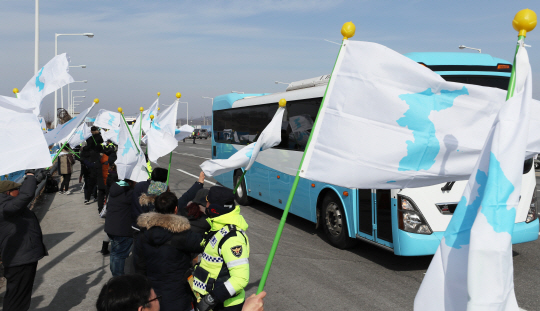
[357,189,394,248]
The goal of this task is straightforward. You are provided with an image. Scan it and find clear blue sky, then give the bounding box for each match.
[1,1,538,120]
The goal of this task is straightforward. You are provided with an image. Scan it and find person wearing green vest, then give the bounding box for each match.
[193,186,249,311]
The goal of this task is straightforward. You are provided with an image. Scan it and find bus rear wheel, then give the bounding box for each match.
[234,170,252,206]
[322,193,356,249]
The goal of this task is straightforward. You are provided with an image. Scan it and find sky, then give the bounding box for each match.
[1,0,539,122]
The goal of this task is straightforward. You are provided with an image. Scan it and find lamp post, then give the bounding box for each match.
[70,89,86,115]
[231,91,244,94]
[458,45,481,53]
[202,96,213,126]
[68,81,87,114]
[35,0,39,73]
[67,66,86,114]
[54,32,93,127]
[179,101,189,126]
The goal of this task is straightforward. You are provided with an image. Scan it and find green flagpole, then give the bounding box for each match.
[165,92,181,185]
[256,22,355,294]
[65,146,81,159]
[139,107,143,145]
[506,9,536,100]
[118,107,141,154]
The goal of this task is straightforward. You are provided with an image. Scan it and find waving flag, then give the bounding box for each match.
[0,96,52,175]
[18,53,74,115]
[66,123,92,147]
[200,106,285,177]
[116,116,147,182]
[415,43,532,311]
[142,98,159,133]
[38,116,48,133]
[175,124,194,141]
[102,127,120,145]
[298,41,540,189]
[144,101,178,163]
[93,109,121,129]
[44,105,93,146]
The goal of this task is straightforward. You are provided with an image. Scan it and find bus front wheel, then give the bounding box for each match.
[234,170,252,206]
[322,193,356,249]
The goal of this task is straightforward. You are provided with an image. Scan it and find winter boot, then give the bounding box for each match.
[100,241,110,255]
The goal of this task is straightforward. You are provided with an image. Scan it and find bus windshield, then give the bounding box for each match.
[441,75,510,91]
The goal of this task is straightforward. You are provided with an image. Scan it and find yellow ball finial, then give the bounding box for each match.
[150,115,154,120]
[12,88,19,94]
[118,107,123,114]
[279,98,287,107]
[158,107,161,111]
[513,9,537,37]
[93,98,99,104]
[341,21,356,40]
[140,107,144,112]
[157,92,161,97]
[176,92,181,99]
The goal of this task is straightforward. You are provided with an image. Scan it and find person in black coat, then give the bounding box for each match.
[105,179,135,277]
[80,134,105,204]
[135,191,204,311]
[0,172,48,311]
[132,168,168,232]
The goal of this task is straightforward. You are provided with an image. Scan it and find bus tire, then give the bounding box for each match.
[322,193,356,249]
[234,170,252,206]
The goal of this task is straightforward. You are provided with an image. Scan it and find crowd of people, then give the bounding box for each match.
[0,127,266,311]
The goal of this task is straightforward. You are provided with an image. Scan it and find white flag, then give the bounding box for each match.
[116,115,147,182]
[18,53,75,115]
[38,116,47,133]
[299,40,540,189]
[415,43,532,311]
[175,124,194,141]
[67,123,92,147]
[44,105,93,146]
[200,107,285,177]
[144,100,179,163]
[93,109,121,129]
[0,96,52,175]
[142,98,159,133]
[102,127,120,145]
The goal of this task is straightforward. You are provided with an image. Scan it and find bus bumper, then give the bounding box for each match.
[394,219,539,256]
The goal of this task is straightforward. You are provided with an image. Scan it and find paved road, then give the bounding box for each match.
[1,138,538,310]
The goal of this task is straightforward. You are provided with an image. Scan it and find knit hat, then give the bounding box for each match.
[148,181,167,196]
[206,186,235,218]
[0,181,22,193]
[193,188,209,206]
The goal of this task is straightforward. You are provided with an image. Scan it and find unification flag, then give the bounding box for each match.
[0,96,52,175]
[144,101,178,163]
[102,127,120,145]
[66,123,92,147]
[298,40,540,189]
[141,98,159,133]
[415,43,532,311]
[44,105,93,146]
[175,124,194,141]
[38,116,47,133]
[200,106,285,177]
[116,115,147,182]
[18,53,74,115]
[93,109,121,130]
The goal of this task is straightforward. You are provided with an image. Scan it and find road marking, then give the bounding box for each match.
[189,147,209,151]
[176,169,217,185]
[173,151,211,160]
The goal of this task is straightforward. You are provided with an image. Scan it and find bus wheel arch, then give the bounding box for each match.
[318,189,356,249]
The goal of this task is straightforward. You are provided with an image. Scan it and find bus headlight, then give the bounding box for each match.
[526,186,538,223]
[398,195,433,235]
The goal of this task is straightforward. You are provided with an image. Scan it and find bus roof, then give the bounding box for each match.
[404,52,511,66]
[213,93,271,111]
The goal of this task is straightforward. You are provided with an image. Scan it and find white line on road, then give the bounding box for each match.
[189,147,209,150]
[176,169,217,185]
[173,151,211,160]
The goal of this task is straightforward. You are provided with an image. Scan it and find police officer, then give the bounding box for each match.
[193,187,249,311]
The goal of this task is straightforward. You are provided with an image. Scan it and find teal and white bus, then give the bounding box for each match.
[210,52,539,256]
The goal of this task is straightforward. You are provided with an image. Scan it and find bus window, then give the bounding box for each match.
[441,75,510,91]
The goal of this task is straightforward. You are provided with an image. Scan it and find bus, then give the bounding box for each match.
[210,52,539,256]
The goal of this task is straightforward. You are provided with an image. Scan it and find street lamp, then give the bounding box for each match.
[275,81,290,85]
[179,101,189,126]
[202,96,214,106]
[70,89,86,115]
[54,32,93,127]
[231,91,244,94]
[67,66,86,114]
[458,45,481,53]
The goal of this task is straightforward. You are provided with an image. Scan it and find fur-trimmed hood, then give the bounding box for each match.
[137,212,191,233]
[139,193,156,207]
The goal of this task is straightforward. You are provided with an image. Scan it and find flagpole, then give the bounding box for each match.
[139,107,143,145]
[50,98,99,166]
[118,107,141,154]
[166,92,181,185]
[256,22,355,294]
[506,9,536,100]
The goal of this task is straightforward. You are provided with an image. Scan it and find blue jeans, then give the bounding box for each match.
[108,234,133,277]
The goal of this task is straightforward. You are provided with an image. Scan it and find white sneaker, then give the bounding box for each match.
[64,190,71,195]
[58,191,64,195]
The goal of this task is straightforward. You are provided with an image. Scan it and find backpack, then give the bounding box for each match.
[44,175,59,193]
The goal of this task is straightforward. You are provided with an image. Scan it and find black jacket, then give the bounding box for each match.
[0,175,48,267]
[105,182,134,237]
[132,180,151,230]
[177,181,203,211]
[135,212,204,311]
[80,147,105,190]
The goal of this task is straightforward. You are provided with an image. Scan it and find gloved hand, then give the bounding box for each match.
[196,294,217,311]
